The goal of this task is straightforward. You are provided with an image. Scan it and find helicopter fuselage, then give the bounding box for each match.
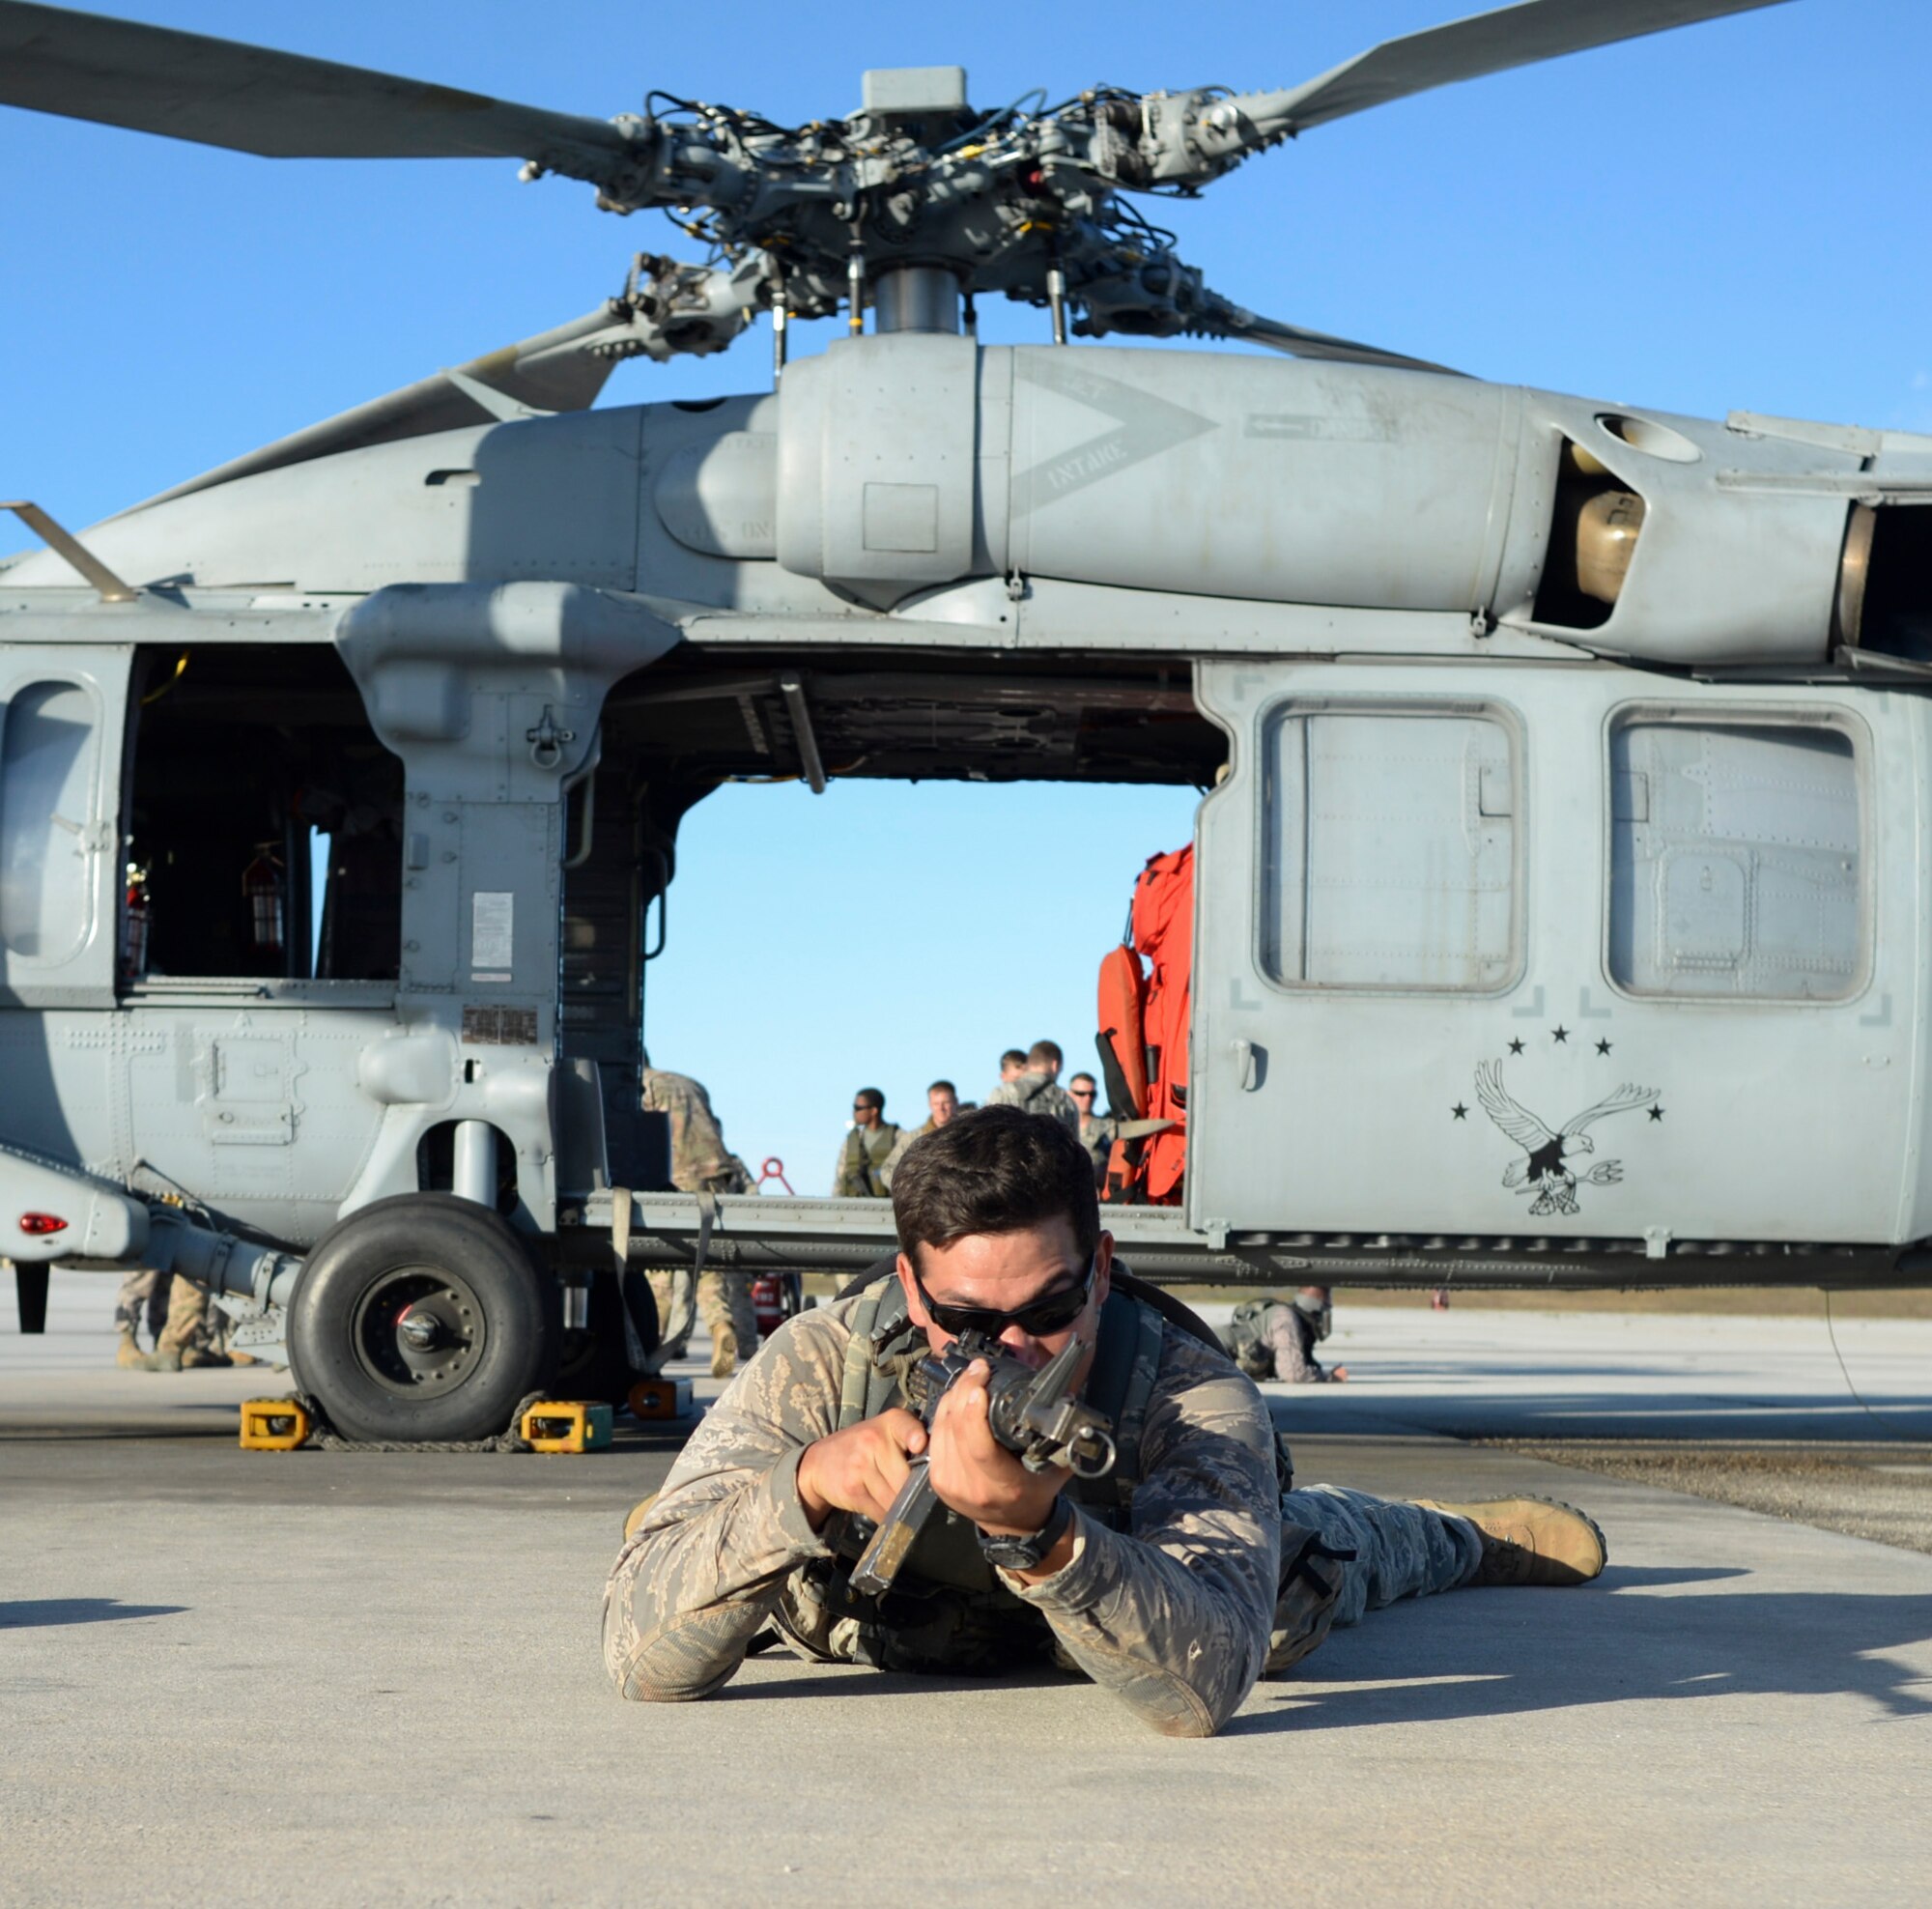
[4,332,1929,1385]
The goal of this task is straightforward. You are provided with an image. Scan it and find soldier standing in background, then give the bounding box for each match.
[997,1048,1027,1086]
[835,1090,900,1198]
[986,1040,1081,1134]
[640,1063,760,1379]
[113,1268,165,1369]
[1066,1071,1118,1187]
[113,1268,235,1370]
[881,1080,959,1188]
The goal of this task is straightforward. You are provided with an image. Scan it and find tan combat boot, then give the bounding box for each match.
[180,1346,232,1369]
[1413,1496,1607,1586]
[116,1328,163,1371]
[709,1325,738,1380]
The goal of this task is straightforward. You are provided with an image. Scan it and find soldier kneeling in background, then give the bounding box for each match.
[1224,1287,1349,1385]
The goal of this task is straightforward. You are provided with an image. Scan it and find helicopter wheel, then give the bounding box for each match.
[287,1194,558,1443]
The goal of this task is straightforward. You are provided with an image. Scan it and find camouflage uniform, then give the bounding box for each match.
[986,1070,1081,1134]
[603,1291,1479,1737]
[879,1118,937,1190]
[639,1068,758,1369]
[114,1268,230,1368]
[833,1122,900,1198]
[1225,1295,1340,1384]
[1076,1110,1120,1183]
[113,1268,165,1347]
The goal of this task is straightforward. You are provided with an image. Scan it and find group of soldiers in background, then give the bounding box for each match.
[835,1040,1121,1198]
[834,1043,1345,1386]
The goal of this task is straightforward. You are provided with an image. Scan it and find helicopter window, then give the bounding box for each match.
[1607,717,1864,1002]
[124,644,402,985]
[0,678,99,964]
[1260,705,1519,992]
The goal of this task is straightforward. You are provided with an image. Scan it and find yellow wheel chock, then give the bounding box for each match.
[520,1400,614,1453]
[240,1399,313,1450]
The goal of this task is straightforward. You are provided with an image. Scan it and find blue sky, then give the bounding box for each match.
[4,1,1927,1189]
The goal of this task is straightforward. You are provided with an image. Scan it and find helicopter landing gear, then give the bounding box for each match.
[554,1264,660,1410]
[287,1194,558,1443]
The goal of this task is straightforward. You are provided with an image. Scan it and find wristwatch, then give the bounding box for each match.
[977,1495,1073,1572]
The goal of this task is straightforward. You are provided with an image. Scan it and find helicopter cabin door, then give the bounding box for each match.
[0,645,128,1010]
[1185,657,1913,1251]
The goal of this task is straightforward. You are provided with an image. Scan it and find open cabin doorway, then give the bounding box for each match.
[578,651,1223,1195]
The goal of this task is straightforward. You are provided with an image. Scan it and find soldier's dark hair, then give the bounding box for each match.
[892,1104,1099,1270]
[926,1079,956,1097]
[1027,1040,1064,1068]
[999,1048,1027,1071]
[1067,1071,1096,1089]
[856,1087,884,1109]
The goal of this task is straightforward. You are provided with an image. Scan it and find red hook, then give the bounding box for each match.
[757,1157,796,1196]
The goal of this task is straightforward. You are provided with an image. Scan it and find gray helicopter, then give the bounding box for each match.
[2,0,1920,1444]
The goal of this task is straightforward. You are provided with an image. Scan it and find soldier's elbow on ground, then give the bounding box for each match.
[603,1600,753,1704]
[610,1665,727,1704]
[1137,1684,1230,1739]
[606,1642,738,1705]
[1104,1663,1242,1739]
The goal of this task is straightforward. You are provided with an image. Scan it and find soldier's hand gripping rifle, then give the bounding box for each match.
[847,1329,1118,1597]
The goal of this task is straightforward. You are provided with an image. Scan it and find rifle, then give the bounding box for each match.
[846,1329,1117,1597]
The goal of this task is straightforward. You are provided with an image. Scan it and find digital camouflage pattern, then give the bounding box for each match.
[639,1068,758,1361]
[114,1267,230,1364]
[605,1290,1283,1736]
[985,1070,1082,1134]
[640,1068,756,1197]
[113,1268,164,1345]
[1076,1110,1120,1180]
[645,1267,757,1366]
[879,1117,940,1189]
[833,1123,900,1198]
[1270,1485,1480,1668]
[1225,1296,1337,1385]
[603,1291,1490,1733]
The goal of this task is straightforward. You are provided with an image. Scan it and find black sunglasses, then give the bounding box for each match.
[911,1255,1095,1339]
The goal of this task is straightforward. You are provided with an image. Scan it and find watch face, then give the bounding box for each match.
[980,1497,1068,1568]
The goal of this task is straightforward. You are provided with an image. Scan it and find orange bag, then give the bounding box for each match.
[1095,943,1149,1119]
[1094,844,1193,1205]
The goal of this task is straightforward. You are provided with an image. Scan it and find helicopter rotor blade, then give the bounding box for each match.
[1193,294,1463,377]
[1242,0,1791,139]
[0,1,635,179]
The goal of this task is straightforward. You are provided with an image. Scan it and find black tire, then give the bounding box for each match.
[288,1194,559,1443]
[554,1266,658,1407]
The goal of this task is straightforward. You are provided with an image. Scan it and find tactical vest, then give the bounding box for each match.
[1225,1296,1286,1380]
[766,1273,1339,1680]
[769,1276,1169,1676]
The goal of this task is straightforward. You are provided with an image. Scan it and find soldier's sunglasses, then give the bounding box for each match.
[910,1256,1095,1339]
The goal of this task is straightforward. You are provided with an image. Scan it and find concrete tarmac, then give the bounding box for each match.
[4,1274,1930,1906]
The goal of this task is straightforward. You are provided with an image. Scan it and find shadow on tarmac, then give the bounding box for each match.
[1222,1569,1932,1734]
[0,1598,187,1629]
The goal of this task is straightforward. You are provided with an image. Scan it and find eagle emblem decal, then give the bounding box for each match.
[1473,1062,1659,1216]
